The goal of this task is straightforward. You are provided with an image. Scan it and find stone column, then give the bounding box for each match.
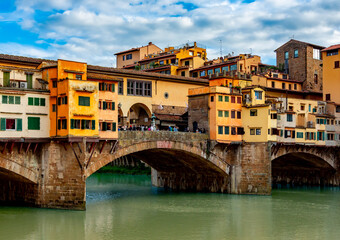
[229,143,271,195]
[37,142,86,210]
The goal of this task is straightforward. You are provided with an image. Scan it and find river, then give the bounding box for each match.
[0,173,340,240]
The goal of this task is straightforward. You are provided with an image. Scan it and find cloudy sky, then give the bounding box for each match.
[0,0,339,67]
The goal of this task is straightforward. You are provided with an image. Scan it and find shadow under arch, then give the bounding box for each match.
[127,103,152,126]
[271,152,337,187]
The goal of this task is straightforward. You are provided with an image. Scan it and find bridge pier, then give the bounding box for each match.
[229,143,272,195]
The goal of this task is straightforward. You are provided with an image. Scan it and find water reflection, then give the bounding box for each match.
[0,174,340,240]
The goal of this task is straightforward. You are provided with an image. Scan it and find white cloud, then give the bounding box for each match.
[3,0,340,67]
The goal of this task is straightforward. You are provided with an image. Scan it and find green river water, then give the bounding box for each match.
[1,173,340,240]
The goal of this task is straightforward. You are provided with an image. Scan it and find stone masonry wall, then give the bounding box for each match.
[188,94,209,133]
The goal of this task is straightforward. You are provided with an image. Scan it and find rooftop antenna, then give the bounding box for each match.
[250,48,252,54]
[219,39,223,57]
[290,35,295,39]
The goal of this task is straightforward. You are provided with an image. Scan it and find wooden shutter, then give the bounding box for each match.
[17,119,22,131]
[0,118,6,131]
[34,98,39,106]
[112,102,115,110]
[26,74,33,89]
[112,84,115,92]
[92,120,95,130]
[103,122,107,131]
[2,95,8,104]
[40,98,45,106]
[64,96,67,104]
[9,96,14,104]
[15,96,20,104]
[112,123,116,131]
[70,119,75,129]
[3,72,10,87]
[81,120,85,129]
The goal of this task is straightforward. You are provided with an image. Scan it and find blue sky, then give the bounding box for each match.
[0,0,339,67]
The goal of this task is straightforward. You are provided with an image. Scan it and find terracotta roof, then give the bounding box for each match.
[87,65,209,84]
[0,54,55,65]
[190,60,237,72]
[275,39,325,52]
[139,53,176,63]
[321,44,340,52]
[114,43,162,55]
[155,114,185,122]
[87,72,123,81]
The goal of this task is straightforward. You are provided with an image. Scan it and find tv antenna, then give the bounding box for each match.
[219,39,223,57]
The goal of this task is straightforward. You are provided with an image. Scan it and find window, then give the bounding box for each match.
[118,81,123,95]
[273,73,278,78]
[326,94,331,101]
[288,84,291,90]
[200,71,206,77]
[210,96,214,102]
[237,127,244,135]
[326,50,339,56]
[282,83,286,89]
[222,66,229,72]
[3,71,10,87]
[271,113,277,119]
[254,91,262,100]
[126,54,132,60]
[79,96,90,106]
[231,127,236,135]
[335,61,340,68]
[192,72,198,78]
[159,60,164,65]
[71,119,81,129]
[297,132,303,138]
[256,129,261,135]
[2,95,20,105]
[76,74,82,80]
[215,68,220,74]
[123,55,125,61]
[300,105,305,111]
[218,95,223,102]
[250,129,255,135]
[207,69,213,75]
[313,49,320,60]
[181,71,185,77]
[237,111,241,119]
[52,104,57,112]
[271,81,275,88]
[0,118,21,131]
[239,64,243,71]
[309,104,311,112]
[218,126,223,135]
[224,111,229,117]
[28,97,45,106]
[127,80,152,97]
[230,65,237,71]
[184,60,190,66]
[26,74,33,89]
[52,81,57,88]
[224,96,229,102]
[231,96,235,103]
[224,126,229,135]
[284,51,289,60]
[250,109,257,116]
[287,114,293,122]
[218,110,223,117]
[28,117,40,130]
[294,49,298,58]
[237,97,241,104]
[294,84,297,90]
[231,110,235,118]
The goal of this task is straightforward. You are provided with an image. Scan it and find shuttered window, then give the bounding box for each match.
[3,72,10,87]
[28,117,40,130]
[79,96,90,106]
[15,96,20,104]
[26,74,33,89]
[2,95,7,104]
[8,96,14,104]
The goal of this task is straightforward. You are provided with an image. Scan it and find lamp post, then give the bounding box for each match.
[151,113,156,131]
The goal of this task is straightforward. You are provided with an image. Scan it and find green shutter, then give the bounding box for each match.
[3,72,10,87]
[40,98,45,106]
[64,96,68,104]
[26,74,33,89]
[81,120,85,129]
[0,118,6,131]
[28,97,34,105]
[9,96,14,104]
[28,117,40,130]
[103,102,107,110]
[16,119,22,131]
[2,95,8,104]
[15,96,20,105]
[225,96,229,102]
[70,119,75,129]
[34,98,39,106]
[112,102,115,110]
[112,123,116,131]
[112,84,115,92]
[79,96,90,106]
[103,122,107,131]
[92,120,95,130]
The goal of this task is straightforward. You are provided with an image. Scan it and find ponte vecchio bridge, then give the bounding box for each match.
[0,131,339,210]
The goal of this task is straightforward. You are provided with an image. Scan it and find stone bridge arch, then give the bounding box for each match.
[270,144,340,186]
[0,152,39,184]
[86,132,230,193]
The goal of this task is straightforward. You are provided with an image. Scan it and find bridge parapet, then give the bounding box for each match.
[118,131,208,147]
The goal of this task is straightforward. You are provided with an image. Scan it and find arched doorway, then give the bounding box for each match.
[127,103,152,127]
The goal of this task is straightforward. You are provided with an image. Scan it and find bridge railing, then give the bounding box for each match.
[118,131,208,142]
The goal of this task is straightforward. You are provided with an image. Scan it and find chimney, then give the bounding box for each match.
[149,42,152,45]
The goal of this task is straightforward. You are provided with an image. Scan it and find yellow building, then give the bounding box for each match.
[139,42,207,77]
[242,86,276,142]
[321,44,340,105]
